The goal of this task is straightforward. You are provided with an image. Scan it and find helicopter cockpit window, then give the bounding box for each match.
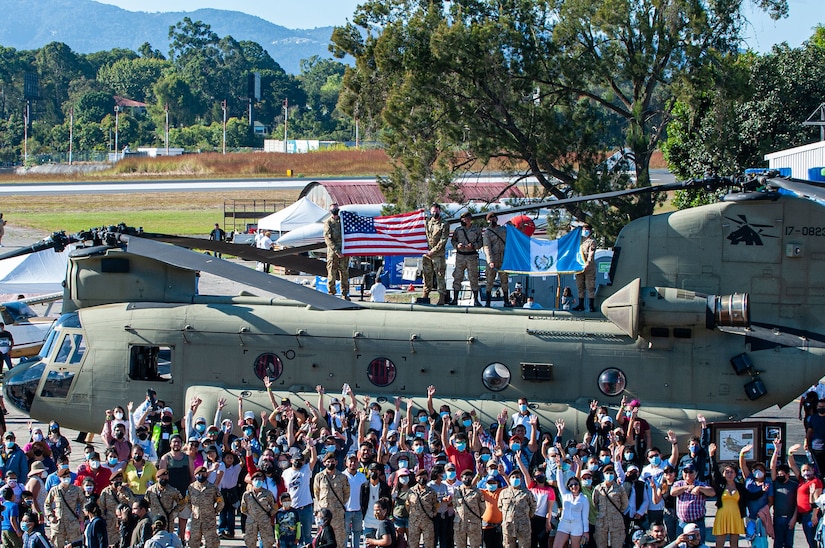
[128,345,172,382]
[367,358,396,387]
[40,370,75,399]
[54,333,85,365]
[598,368,627,396]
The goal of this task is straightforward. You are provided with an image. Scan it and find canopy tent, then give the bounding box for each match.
[256,197,329,232]
[274,203,387,247]
[0,248,69,294]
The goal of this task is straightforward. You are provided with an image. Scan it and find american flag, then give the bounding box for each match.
[340,209,429,256]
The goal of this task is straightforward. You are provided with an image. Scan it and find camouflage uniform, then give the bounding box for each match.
[576,234,597,303]
[451,223,483,293]
[186,480,224,548]
[313,470,350,547]
[423,214,450,300]
[324,215,349,297]
[498,485,536,548]
[145,482,185,532]
[453,484,486,548]
[241,487,277,548]
[593,481,628,548]
[98,483,135,542]
[44,482,84,548]
[406,482,438,548]
[483,223,509,297]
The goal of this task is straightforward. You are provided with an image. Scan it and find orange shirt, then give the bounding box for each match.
[481,489,503,526]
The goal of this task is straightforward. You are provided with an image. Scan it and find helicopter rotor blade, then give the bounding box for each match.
[762,177,825,205]
[122,235,362,311]
[0,231,76,261]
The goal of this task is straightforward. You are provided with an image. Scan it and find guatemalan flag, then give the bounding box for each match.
[340,209,429,256]
[501,225,585,274]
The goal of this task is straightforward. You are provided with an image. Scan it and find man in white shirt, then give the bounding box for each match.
[281,449,317,546]
[369,280,386,302]
[256,230,273,273]
[343,454,367,548]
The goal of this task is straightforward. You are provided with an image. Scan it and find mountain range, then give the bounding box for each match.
[0,0,342,74]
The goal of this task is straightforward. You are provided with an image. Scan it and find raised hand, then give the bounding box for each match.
[427,385,436,397]
[315,385,324,394]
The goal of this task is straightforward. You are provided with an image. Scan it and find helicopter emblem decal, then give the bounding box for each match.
[726,215,777,245]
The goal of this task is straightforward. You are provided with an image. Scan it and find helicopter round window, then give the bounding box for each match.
[598,368,627,396]
[253,353,283,381]
[482,363,511,392]
[367,358,396,387]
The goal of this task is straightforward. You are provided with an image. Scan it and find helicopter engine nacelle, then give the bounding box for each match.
[602,278,749,339]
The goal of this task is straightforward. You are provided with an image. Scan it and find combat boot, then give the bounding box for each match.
[503,292,512,307]
[474,291,482,307]
[448,290,458,305]
[572,301,585,311]
[485,292,491,307]
[436,292,446,306]
[589,299,596,312]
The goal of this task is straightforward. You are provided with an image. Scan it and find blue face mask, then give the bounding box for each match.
[511,478,522,487]
[480,454,491,462]
[455,443,467,452]
[519,404,528,413]
[243,429,254,437]
[604,473,616,482]
[445,471,456,480]
[414,446,424,455]
[582,478,592,487]
[463,420,472,428]
[398,460,409,469]
[650,456,662,466]
[583,230,591,237]
[600,456,611,465]
[588,464,599,472]
[195,424,206,433]
[510,443,521,452]
[562,463,571,472]
[440,412,450,419]
[418,416,428,424]
[487,483,498,492]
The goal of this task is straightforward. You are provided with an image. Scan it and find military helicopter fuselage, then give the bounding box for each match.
[6,187,825,440]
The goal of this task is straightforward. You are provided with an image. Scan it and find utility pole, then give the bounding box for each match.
[164,103,169,156]
[114,105,120,162]
[68,106,73,165]
[283,98,288,153]
[221,99,227,155]
[23,101,28,166]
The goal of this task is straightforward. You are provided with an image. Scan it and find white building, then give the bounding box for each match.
[764,140,825,180]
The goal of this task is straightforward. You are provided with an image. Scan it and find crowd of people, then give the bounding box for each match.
[0,383,821,548]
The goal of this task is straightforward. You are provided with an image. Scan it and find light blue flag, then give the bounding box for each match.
[501,225,585,274]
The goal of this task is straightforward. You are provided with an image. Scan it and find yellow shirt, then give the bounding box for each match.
[123,461,157,495]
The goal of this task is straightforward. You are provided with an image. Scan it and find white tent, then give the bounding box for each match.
[273,204,388,247]
[0,249,69,293]
[257,197,329,232]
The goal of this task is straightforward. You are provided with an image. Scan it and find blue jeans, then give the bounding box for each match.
[800,512,817,548]
[677,519,707,545]
[297,504,314,545]
[345,510,364,548]
[774,515,795,548]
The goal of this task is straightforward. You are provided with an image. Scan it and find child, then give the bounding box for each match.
[561,287,575,311]
[274,492,301,548]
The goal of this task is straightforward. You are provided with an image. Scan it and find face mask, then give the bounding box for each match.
[325,462,337,471]
[519,404,528,413]
[21,522,32,532]
[113,482,122,489]
[33,450,43,457]
[84,485,95,494]
[84,453,92,460]
[480,454,491,463]
[650,456,662,466]
[7,479,17,487]
[61,477,71,485]
[331,404,341,414]
[582,478,592,487]
[195,424,206,433]
[511,478,522,487]
[115,412,124,420]
[753,470,765,479]
[158,478,169,486]
[627,473,639,482]
[487,483,498,492]
[455,443,467,452]
[445,470,456,480]
[90,460,100,470]
[115,431,125,440]
[33,433,43,442]
[162,416,172,424]
[60,464,70,470]
[282,501,292,509]
[414,446,424,455]
[431,211,440,219]
[689,445,698,455]
[462,478,473,486]
[279,461,290,470]
[133,454,143,462]
[567,448,577,456]
[604,473,616,482]
[583,230,591,237]
[776,475,787,483]
[293,461,303,469]
[5,441,14,449]
[818,409,825,415]
[243,429,254,437]
[562,463,571,472]
[462,420,472,428]
[588,464,599,472]
[315,517,324,527]
[397,459,409,469]
[331,208,340,216]
[325,445,337,454]
[803,471,814,480]
[440,411,449,419]
[510,443,521,452]
[252,480,264,489]
[417,477,428,486]
[600,456,611,465]
[624,453,634,461]
[399,476,410,485]
[24,499,33,506]
[223,425,232,433]
[108,458,119,466]
[196,475,207,483]
[418,416,428,423]
[137,432,149,441]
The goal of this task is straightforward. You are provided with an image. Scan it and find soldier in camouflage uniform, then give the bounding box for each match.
[186,465,224,548]
[574,224,598,312]
[241,470,277,548]
[483,212,510,307]
[407,468,438,548]
[453,469,486,548]
[98,471,135,542]
[593,466,628,548]
[313,451,350,547]
[323,203,350,299]
[44,468,84,548]
[145,468,185,532]
[423,203,450,305]
[451,211,483,305]
[498,470,536,548]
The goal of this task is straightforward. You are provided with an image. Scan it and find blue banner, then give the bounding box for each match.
[501,226,585,274]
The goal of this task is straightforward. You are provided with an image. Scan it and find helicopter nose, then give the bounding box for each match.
[4,358,45,414]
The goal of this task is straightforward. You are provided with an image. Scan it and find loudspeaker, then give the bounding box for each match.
[744,378,767,400]
[730,353,753,375]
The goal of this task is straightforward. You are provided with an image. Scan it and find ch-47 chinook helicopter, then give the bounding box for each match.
[3,173,825,441]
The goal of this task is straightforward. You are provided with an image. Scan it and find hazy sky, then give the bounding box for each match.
[95,0,822,52]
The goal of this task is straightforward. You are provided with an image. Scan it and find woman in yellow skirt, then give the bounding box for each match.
[710,445,751,548]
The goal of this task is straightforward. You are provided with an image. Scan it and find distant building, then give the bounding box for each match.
[765,140,825,181]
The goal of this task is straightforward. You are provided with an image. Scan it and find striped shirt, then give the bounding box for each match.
[673,480,709,522]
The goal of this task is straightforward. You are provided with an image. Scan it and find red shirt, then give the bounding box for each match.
[75,464,112,495]
[446,446,475,476]
[797,477,822,513]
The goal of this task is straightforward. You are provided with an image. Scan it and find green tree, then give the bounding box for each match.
[35,42,93,124]
[138,42,166,60]
[75,91,114,123]
[98,57,171,103]
[84,48,138,73]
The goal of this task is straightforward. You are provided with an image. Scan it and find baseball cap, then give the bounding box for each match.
[194,465,207,474]
[460,211,472,219]
[243,411,255,421]
[640,534,658,545]
[161,407,173,415]
[627,465,639,473]
[632,530,645,543]
[682,464,696,473]
[683,523,699,535]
